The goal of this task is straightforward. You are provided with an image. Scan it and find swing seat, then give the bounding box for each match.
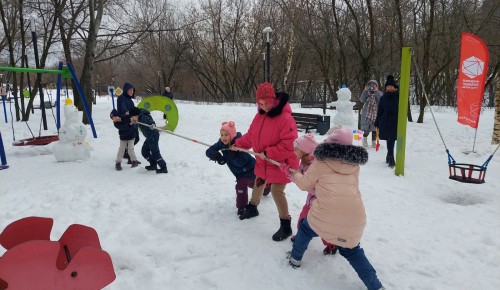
[12,135,59,146]
[448,163,486,184]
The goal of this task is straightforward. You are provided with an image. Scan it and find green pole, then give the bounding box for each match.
[395,47,412,176]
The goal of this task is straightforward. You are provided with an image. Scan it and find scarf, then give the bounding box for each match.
[365,94,378,125]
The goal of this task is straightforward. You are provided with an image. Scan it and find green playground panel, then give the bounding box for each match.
[137,95,179,131]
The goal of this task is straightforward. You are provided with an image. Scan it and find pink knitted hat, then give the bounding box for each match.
[294,134,318,155]
[325,128,353,145]
[220,121,237,140]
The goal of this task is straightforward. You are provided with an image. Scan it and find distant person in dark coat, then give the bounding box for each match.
[162,86,174,100]
[374,75,399,168]
[161,86,174,119]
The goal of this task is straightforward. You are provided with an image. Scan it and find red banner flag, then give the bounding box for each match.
[456,32,489,128]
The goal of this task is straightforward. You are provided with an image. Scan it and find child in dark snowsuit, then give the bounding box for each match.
[129,107,168,174]
[110,109,140,171]
[206,121,270,216]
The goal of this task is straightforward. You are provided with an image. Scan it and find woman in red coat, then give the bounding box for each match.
[233,82,299,241]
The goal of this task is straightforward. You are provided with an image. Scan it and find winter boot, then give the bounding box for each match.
[287,251,301,269]
[362,137,368,147]
[239,203,259,220]
[272,216,292,241]
[237,208,245,216]
[156,167,168,174]
[145,159,157,171]
[323,244,338,255]
[127,157,132,164]
[387,156,395,168]
[131,160,140,168]
[115,163,122,171]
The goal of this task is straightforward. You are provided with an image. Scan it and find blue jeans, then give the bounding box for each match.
[291,218,383,290]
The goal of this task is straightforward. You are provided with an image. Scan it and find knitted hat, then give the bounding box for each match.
[129,107,140,116]
[294,134,318,155]
[384,75,397,88]
[325,128,353,145]
[255,82,276,102]
[366,80,379,87]
[220,121,237,140]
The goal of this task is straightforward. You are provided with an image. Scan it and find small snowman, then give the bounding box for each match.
[53,99,90,162]
[331,85,356,127]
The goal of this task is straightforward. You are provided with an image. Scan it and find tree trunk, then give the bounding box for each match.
[79,0,104,124]
[417,0,435,123]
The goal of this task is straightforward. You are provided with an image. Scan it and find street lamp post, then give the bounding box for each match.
[157,71,162,94]
[262,27,273,83]
[31,17,48,130]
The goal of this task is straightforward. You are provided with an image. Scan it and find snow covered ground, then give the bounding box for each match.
[1,94,499,290]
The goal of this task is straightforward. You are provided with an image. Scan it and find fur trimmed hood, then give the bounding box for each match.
[314,142,368,165]
[258,91,290,117]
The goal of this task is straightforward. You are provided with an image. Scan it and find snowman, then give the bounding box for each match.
[53,99,90,162]
[331,85,356,127]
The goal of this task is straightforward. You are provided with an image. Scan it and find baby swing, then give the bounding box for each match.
[413,59,499,184]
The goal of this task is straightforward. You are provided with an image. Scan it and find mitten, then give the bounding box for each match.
[279,162,291,174]
[210,152,226,165]
[279,163,293,179]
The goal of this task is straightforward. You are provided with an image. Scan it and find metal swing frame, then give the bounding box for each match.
[413,58,499,184]
[1,62,97,147]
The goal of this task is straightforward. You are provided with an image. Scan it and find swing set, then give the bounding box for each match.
[0,62,97,147]
[413,59,499,184]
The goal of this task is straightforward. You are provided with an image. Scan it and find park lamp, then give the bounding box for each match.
[30,17,36,32]
[262,27,273,42]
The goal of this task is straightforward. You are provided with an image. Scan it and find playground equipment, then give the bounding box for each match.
[0,130,8,170]
[0,62,97,147]
[137,95,179,131]
[413,57,499,184]
[0,216,115,290]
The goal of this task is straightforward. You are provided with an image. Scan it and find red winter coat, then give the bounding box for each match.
[236,100,299,184]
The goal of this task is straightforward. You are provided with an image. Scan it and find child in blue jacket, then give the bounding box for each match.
[110,109,140,171]
[129,107,168,174]
[206,121,269,216]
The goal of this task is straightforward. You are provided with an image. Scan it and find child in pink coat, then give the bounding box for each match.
[280,128,384,290]
[289,134,337,255]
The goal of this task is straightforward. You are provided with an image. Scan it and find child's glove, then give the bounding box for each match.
[209,152,226,165]
[279,163,293,179]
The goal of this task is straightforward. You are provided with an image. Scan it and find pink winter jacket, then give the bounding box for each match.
[293,142,369,249]
[297,162,316,207]
[236,102,299,184]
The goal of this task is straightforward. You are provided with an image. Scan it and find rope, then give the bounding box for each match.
[135,121,296,172]
[412,57,449,152]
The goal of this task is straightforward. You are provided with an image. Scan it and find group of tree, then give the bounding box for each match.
[0,0,498,129]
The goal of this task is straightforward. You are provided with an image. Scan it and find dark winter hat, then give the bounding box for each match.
[129,107,140,116]
[384,75,397,88]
